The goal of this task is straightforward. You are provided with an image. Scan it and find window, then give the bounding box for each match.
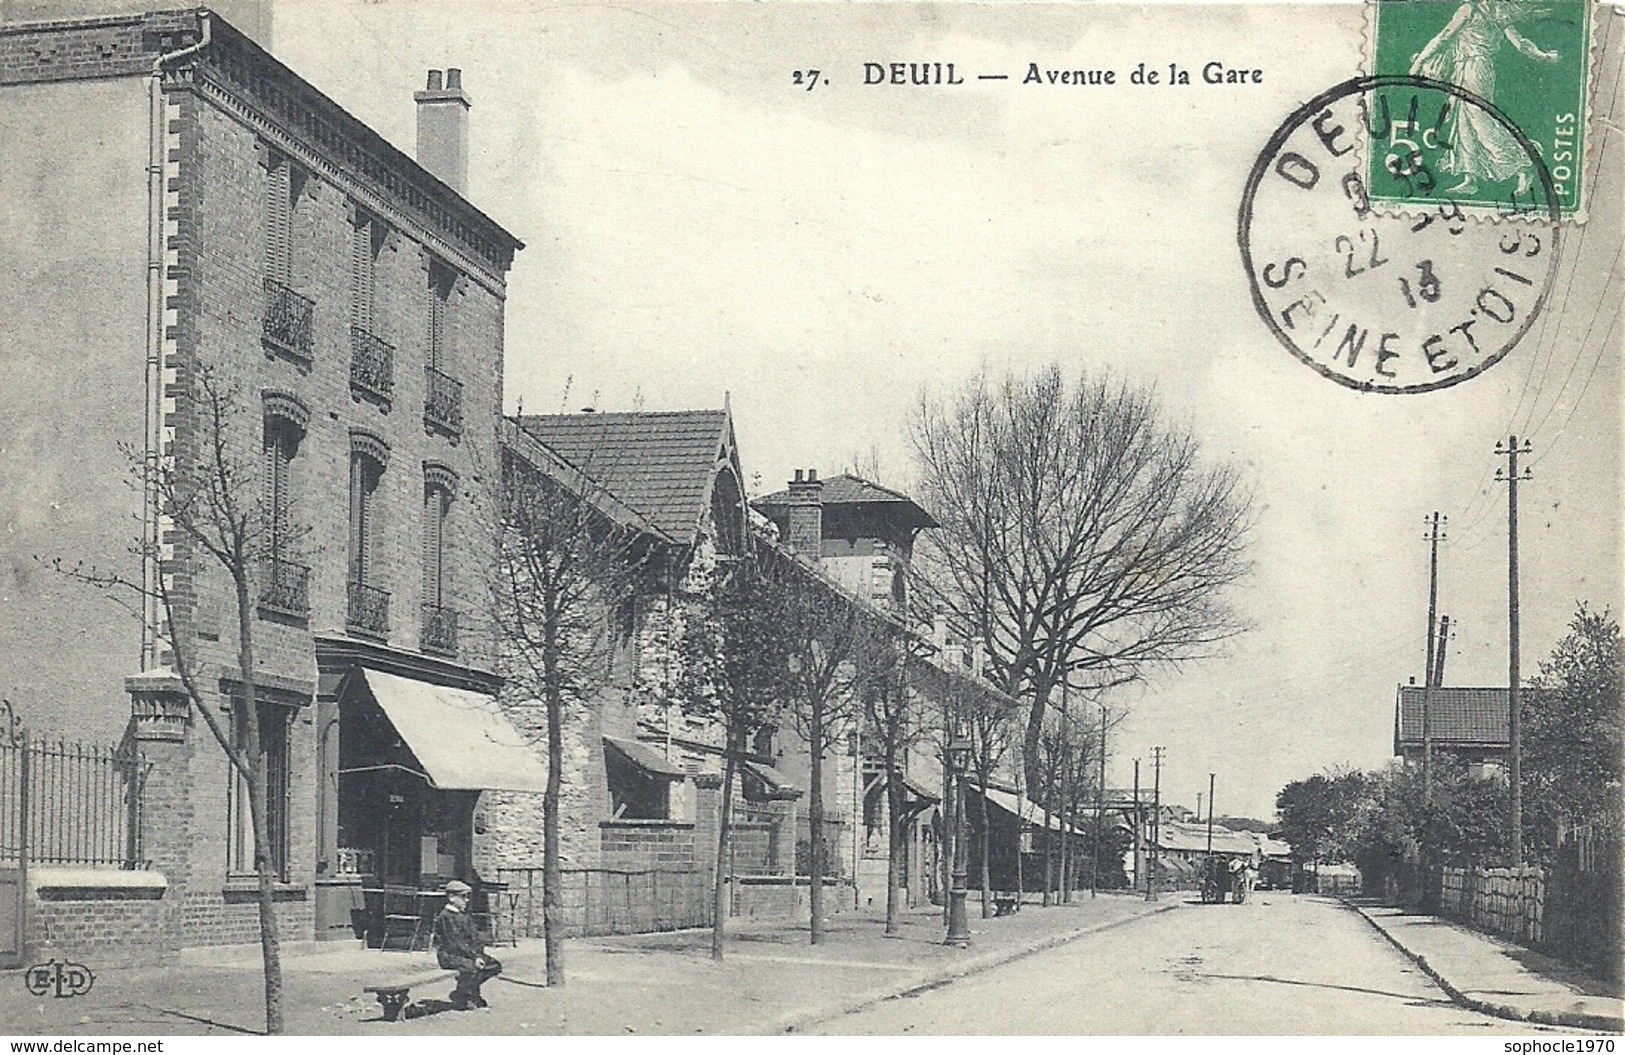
[421,463,457,655]
[427,259,454,372]
[227,698,291,880]
[349,209,393,401]
[347,431,389,637]
[423,259,462,437]
[262,152,312,361]
[260,394,310,617]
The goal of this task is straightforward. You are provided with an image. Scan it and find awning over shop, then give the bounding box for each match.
[979,786,1084,834]
[359,668,548,793]
[741,759,801,800]
[604,735,687,779]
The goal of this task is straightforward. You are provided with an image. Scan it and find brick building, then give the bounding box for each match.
[488,409,810,934]
[1394,684,1514,774]
[0,6,536,960]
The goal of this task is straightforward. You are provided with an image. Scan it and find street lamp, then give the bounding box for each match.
[945,731,973,948]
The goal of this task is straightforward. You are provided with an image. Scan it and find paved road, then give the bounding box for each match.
[817,893,1586,1035]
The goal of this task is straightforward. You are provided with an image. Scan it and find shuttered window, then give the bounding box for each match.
[422,485,449,607]
[351,212,377,335]
[265,157,292,285]
[349,452,383,586]
[227,700,291,879]
[427,262,453,373]
[263,420,295,556]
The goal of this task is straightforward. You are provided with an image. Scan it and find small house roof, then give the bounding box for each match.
[513,410,738,546]
[753,473,938,531]
[1395,685,1512,749]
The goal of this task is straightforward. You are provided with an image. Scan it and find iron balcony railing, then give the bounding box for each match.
[420,603,458,656]
[346,580,390,638]
[258,557,310,617]
[263,279,314,360]
[350,326,395,402]
[424,366,463,436]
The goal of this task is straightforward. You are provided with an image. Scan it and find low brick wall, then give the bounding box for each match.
[732,876,855,919]
[497,865,711,938]
[26,869,169,968]
[599,819,696,870]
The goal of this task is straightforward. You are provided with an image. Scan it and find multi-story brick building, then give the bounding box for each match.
[0,6,535,960]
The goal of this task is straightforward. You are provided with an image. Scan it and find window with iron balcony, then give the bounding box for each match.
[347,434,390,639]
[349,208,393,404]
[423,260,461,438]
[262,153,312,365]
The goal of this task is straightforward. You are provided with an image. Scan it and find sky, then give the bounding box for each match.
[275,0,1622,821]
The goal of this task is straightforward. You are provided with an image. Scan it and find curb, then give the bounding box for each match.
[773,900,1181,1034]
[1341,899,1624,1034]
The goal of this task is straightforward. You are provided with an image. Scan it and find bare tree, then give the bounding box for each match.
[775,553,899,945]
[910,366,1253,794]
[55,368,289,1034]
[677,551,793,960]
[495,438,650,985]
[963,671,1020,918]
[863,639,924,936]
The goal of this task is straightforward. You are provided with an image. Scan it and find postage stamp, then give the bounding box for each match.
[1366,0,1594,217]
[1239,76,1563,393]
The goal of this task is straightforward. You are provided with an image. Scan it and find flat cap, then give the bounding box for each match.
[444,879,472,895]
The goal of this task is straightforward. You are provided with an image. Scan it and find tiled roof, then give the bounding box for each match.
[514,411,732,544]
[753,473,938,529]
[1395,685,1510,747]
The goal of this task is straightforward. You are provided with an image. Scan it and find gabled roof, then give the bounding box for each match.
[752,473,939,530]
[1395,685,1511,748]
[513,410,738,546]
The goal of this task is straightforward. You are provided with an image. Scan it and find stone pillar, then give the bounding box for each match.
[126,670,194,956]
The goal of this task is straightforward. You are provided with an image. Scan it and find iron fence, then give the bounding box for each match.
[0,701,147,869]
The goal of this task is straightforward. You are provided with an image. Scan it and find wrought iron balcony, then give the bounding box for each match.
[346,580,390,638]
[263,280,314,361]
[349,326,395,402]
[420,603,458,656]
[424,366,463,437]
[257,557,310,618]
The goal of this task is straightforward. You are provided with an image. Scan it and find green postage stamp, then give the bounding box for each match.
[1367,0,1594,217]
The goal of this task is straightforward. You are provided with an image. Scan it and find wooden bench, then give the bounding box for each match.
[993,893,1019,917]
[363,968,456,1022]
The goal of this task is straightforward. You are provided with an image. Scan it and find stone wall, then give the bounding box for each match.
[1440,865,1544,946]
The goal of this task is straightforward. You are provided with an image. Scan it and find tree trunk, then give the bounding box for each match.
[235,577,283,1035]
[1022,684,1050,799]
[1060,771,1072,904]
[711,740,738,961]
[884,742,905,937]
[1042,790,1054,907]
[808,692,825,945]
[976,767,992,918]
[543,652,565,986]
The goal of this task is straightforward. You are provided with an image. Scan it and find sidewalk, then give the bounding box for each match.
[0,892,1172,1036]
[1345,899,1624,1033]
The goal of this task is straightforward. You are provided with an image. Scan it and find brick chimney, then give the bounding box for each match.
[414,68,470,195]
[786,469,824,557]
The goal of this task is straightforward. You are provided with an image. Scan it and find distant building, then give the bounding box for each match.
[1394,684,1512,773]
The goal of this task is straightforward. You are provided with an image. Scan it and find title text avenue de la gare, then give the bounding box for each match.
[854,60,1266,87]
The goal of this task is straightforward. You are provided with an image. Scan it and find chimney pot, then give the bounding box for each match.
[794,469,804,483]
[426,69,443,91]
[446,68,462,90]
[808,468,818,482]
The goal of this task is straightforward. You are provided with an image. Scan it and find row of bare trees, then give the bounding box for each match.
[58,362,1252,1031]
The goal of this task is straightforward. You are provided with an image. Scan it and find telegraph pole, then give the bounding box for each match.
[1132,759,1141,894]
[1146,747,1163,901]
[1422,512,1446,807]
[1496,437,1532,863]
[1206,772,1216,855]
[1091,705,1106,898]
[1433,616,1451,686]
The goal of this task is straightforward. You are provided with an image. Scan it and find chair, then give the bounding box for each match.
[379,885,426,951]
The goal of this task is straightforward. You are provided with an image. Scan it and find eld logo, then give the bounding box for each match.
[24,959,95,998]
